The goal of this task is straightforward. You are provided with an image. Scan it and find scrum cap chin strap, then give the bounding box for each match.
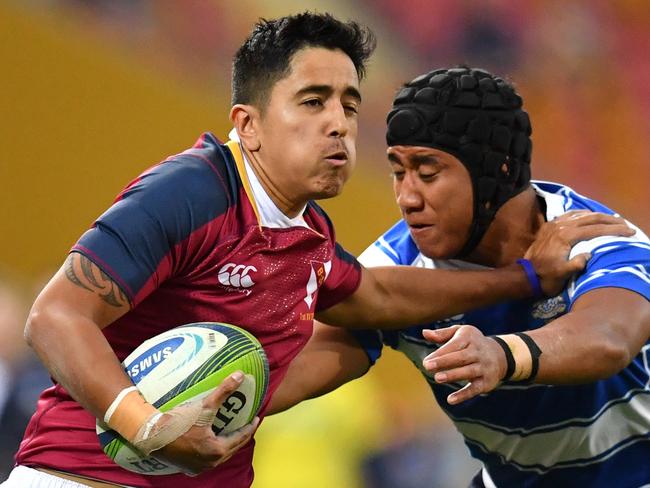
[386,67,532,257]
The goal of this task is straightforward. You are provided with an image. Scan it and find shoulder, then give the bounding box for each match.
[305,202,347,250]
[305,201,339,239]
[113,134,240,222]
[534,180,650,256]
[536,181,650,302]
[533,180,617,217]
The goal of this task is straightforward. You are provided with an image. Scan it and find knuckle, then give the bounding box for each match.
[463,350,475,364]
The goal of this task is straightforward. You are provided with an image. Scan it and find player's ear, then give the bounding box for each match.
[229,104,261,152]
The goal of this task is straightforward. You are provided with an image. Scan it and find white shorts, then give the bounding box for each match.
[0,466,127,488]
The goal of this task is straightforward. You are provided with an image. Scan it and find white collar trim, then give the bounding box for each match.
[229,128,308,229]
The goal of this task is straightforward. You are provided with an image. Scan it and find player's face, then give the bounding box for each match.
[256,47,360,203]
[389,145,474,259]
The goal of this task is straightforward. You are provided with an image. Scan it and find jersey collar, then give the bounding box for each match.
[226,129,308,229]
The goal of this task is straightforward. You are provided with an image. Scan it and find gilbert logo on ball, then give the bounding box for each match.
[96,322,269,475]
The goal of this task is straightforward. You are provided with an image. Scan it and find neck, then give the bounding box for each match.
[242,146,305,218]
[464,187,546,268]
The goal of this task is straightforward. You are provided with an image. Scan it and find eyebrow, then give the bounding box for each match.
[387,152,402,165]
[411,153,441,166]
[295,84,362,103]
[387,152,441,166]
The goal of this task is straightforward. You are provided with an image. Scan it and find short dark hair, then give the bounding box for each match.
[232,12,376,108]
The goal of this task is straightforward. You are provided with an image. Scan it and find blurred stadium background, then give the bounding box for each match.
[1,1,649,486]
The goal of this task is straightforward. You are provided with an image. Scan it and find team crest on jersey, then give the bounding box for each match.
[303,260,332,310]
[532,295,566,320]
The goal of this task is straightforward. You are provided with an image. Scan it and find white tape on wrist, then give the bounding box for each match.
[133,401,208,457]
[104,386,138,425]
[140,412,164,441]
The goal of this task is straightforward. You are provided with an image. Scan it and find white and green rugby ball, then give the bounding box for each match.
[96,322,269,475]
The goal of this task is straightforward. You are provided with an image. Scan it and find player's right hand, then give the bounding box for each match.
[524,211,635,296]
[422,325,506,405]
[149,371,260,476]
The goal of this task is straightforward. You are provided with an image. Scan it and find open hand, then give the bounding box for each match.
[525,211,634,296]
[422,325,506,405]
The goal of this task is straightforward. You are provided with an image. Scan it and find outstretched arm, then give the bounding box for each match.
[318,211,634,330]
[422,287,650,405]
[267,322,371,414]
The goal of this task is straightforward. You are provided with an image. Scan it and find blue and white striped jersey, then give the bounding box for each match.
[354,181,650,488]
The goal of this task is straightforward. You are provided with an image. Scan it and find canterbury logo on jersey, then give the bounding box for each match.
[218,263,257,288]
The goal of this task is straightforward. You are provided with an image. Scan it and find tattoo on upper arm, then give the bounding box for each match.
[64,254,130,308]
[99,269,128,307]
[65,255,93,292]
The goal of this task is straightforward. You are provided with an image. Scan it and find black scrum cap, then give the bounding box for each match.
[386,67,532,257]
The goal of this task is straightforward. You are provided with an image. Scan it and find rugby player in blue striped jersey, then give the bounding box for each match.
[270,67,650,488]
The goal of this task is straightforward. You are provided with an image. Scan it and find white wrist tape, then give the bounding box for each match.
[104,386,138,425]
[103,387,219,457]
[133,401,216,457]
[103,386,158,444]
[139,412,164,441]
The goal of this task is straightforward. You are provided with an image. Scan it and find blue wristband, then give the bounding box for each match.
[516,258,544,299]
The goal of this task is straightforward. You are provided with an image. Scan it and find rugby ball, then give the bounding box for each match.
[96,322,269,475]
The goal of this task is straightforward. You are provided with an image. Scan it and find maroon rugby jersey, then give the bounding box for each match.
[15,133,361,487]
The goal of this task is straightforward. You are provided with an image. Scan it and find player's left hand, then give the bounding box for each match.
[421,325,506,405]
[525,210,634,296]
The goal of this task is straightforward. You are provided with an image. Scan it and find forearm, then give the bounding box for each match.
[385,265,532,323]
[267,360,326,415]
[321,264,532,329]
[508,288,649,384]
[424,288,650,404]
[25,306,132,419]
[526,321,627,384]
[530,320,645,383]
[268,323,370,414]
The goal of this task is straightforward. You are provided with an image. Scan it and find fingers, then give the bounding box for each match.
[422,326,503,405]
[424,348,475,373]
[153,382,256,476]
[177,416,260,475]
[565,223,634,245]
[422,325,462,345]
[447,379,487,405]
[223,416,260,447]
[202,371,245,411]
[204,416,260,467]
[433,363,482,384]
[555,210,625,226]
[551,211,634,244]
[554,210,594,222]
[423,325,479,364]
[565,253,590,274]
